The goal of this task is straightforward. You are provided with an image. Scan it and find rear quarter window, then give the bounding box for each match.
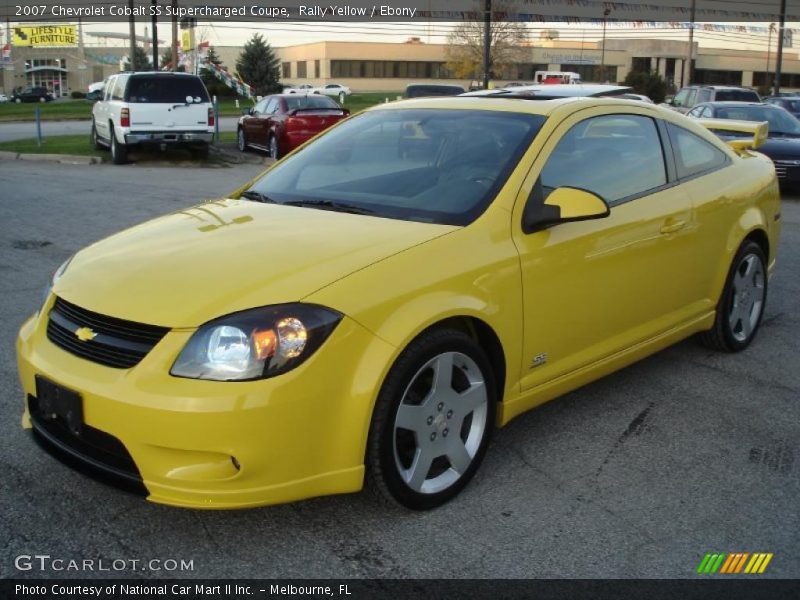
[667,122,731,180]
[714,90,760,102]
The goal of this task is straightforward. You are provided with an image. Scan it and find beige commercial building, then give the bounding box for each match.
[4,33,800,96]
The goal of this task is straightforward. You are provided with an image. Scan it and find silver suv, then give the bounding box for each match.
[666,85,761,114]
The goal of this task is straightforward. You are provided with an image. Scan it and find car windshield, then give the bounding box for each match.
[284,96,339,110]
[716,105,800,135]
[245,109,545,225]
[125,75,209,103]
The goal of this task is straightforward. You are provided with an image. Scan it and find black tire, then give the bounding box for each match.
[90,121,103,150]
[190,144,209,160]
[700,240,768,352]
[366,328,496,510]
[237,128,247,152]
[110,127,128,165]
[269,135,280,160]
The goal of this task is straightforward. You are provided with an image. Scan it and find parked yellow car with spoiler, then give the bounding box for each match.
[17,94,781,510]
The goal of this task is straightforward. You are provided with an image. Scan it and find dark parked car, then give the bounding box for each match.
[404,84,465,98]
[764,96,800,118]
[687,101,800,187]
[237,94,349,159]
[11,86,53,103]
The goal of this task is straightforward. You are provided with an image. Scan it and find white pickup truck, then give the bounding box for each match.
[91,72,215,164]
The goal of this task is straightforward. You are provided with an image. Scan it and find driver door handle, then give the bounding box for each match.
[660,219,687,234]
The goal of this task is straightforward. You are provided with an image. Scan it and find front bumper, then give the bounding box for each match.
[124,131,214,145]
[17,300,396,508]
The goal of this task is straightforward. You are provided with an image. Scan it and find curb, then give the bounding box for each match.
[0,150,101,164]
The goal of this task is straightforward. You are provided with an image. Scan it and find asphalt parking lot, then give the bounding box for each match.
[1,160,798,579]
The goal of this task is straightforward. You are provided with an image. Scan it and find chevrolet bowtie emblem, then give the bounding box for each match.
[75,327,97,342]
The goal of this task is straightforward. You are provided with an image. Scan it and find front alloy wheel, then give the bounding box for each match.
[701,240,767,352]
[237,128,247,152]
[269,135,280,160]
[368,329,496,509]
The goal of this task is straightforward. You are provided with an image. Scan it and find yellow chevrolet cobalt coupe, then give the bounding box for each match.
[17,92,780,510]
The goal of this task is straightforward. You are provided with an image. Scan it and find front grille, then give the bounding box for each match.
[47,297,169,369]
[28,394,147,495]
[773,160,800,180]
[775,167,787,180]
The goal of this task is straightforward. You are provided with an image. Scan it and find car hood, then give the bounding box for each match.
[55,199,456,328]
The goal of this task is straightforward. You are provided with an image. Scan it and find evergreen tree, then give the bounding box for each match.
[159,48,185,72]
[623,71,668,104]
[200,46,222,86]
[123,46,152,71]
[235,34,281,95]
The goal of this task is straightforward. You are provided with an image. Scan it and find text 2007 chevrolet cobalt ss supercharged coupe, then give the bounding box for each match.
[17,97,781,509]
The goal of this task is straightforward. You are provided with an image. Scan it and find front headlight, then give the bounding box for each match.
[42,256,73,308]
[170,304,342,381]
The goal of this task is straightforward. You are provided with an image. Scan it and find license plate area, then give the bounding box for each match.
[35,375,83,436]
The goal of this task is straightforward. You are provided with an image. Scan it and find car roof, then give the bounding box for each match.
[462,84,632,98]
[685,85,757,91]
[699,101,772,107]
[367,94,670,118]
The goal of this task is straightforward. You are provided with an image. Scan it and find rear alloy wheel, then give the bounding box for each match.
[237,128,247,152]
[110,127,128,165]
[367,329,496,510]
[701,240,767,352]
[269,135,280,160]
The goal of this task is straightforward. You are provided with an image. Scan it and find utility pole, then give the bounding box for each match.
[128,0,136,71]
[151,0,158,71]
[482,0,491,89]
[601,8,610,81]
[766,23,775,92]
[171,0,179,71]
[774,0,787,95]
[684,0,696,87]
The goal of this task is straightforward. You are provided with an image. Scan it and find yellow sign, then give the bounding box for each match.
[181,30,191,51]
[13,25,77,47]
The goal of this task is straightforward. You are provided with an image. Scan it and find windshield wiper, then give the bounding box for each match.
[240,190,278,203]
[283,199,374,215]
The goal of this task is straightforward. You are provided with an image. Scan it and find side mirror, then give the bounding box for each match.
[522,185,610,234]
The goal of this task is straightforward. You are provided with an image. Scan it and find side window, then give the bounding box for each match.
[111,76,127,101]
[701,106,713,118]
[667,122,730,180]
[265,98,279,114]
[696,89,712,103]
[540,114,667,205]
[687,106,703,118]
[684,89,698,108]
[253,99,268,114]
[673,89,690,107]
[104,77,115,101]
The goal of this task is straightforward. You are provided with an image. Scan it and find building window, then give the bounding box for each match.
[282,62,290,78]
[693,69,743,86]
[631,57,651,73]
[314,60,320,78]
[330,60,456,79]
[567,64,617,83]
[297,61,307,78]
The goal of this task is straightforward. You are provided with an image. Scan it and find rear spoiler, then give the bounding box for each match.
[697,118,768,152]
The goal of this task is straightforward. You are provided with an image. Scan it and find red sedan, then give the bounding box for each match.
[237,94,349,159]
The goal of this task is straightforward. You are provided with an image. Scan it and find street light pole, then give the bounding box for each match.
[128,0,136,71]
[601,8,610,82]
[482,0,491,89]
[766,23,775,93]
[774,0,787,96]
[684,0,696,87]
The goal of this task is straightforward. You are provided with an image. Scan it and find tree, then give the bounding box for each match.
[235,34,281,95]
[200,46,222,87]
[123,46,152,71]
[623,70,668,104]
[159,48,185,72]
[445,11,530,83]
